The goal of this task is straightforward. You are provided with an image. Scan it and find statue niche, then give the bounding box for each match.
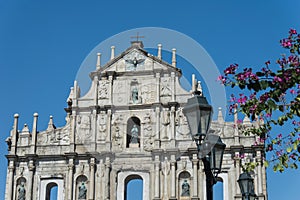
[126,117,141,148]
[130,80,141,104]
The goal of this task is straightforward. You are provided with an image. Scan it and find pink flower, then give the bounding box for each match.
[266,113,272,118]
[273,76,283,83]
[290,89,296,94]
[277,133,282,139]
[289,28,297,35]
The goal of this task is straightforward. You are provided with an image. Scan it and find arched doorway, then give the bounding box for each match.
[125,175,143,200]
[126,117,141,148]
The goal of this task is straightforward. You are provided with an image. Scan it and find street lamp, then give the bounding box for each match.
[237,172,258,200]
[183,93,226,200]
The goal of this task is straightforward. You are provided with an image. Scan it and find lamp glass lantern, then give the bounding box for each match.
[183,95,213,144]
[238,172,257,200]
[209,136,226,176]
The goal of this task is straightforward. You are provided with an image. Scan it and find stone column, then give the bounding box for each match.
[192,154,199,199]
[170,155,176,199]
[108,75,113,105]
[155,72,160,103]
[105,157,111,200]
[235,156,241,196]
[67,158,74,200]
[91,109,97,151]
[106,109,112,147]
[170,106,175,140]
[31,113,38,154]
[162,157,170,200]
[171,72,175,102]
[154,156,160,199]
[155,106,160,148]
[89,158,95,200]
[256,151,263,199]
[99,160,105,200]
[27,160,35,200]
[11,114,19,154]
[6,160,14,200]
[70,110,77,151]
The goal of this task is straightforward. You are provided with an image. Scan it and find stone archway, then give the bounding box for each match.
[117,171,149,200]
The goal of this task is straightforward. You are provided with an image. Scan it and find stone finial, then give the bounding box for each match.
[96,53,101,70]
[14,113,19,118]
[196,81,203,96]
[21,124,30,134]
[233,106,238,124]
[47,115,56,131]
[67,87,74,103]
[191,74,196,93]
[32,113,38,134]
[243,115,251,124]
[157,44,162,59]
[172,48,176,67]
[217,107,224,123]
[110,46,115,60]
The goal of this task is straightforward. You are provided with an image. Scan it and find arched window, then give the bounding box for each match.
[76,175,88,200]
[178,171,191,198]
[125,175,143,200]
[126,117,141,148]
[214,177,224,200]
[46,182,58,200]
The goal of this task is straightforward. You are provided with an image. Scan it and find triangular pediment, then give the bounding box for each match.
[90,44,181,78]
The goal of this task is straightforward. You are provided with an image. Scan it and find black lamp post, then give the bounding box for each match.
[183,93,226,200]
[237,172,258,200]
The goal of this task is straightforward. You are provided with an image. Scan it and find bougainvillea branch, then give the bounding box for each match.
[219,28,300,172]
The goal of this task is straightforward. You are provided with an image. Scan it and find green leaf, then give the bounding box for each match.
[264,161,269,168]
[287,147,292,153]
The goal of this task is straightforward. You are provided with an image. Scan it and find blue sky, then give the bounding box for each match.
[0,1,299,199]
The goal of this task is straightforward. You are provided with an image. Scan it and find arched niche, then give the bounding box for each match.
[40,178,63,200]
[16,177,26,200]
[126,117,141,148]
[76,175,88,200]
[117,171,149,200]
[178,171,191,199]
[125,175,143,200]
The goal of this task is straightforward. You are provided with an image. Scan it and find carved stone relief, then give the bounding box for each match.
[124,50,146,71]
[98,80,109,99]
[141,84,155,104]
[142,113,155,151]
[37,122,70,145]
[97,112,107,141]
[112,114,124,149]
[76,115,92,143]
[175,107,190,139]
[161,109,170,139]
[160,78,172,97]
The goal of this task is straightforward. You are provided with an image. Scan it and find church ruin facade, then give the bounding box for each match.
[5,40,268,200]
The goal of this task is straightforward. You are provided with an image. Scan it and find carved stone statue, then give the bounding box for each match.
[130,124,139,144]
[132,87,139,103]
[78,182,87,199]
[181,180,190,197]
[18,182,26,200]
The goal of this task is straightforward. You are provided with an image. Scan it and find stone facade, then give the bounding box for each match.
[5,41,267,200]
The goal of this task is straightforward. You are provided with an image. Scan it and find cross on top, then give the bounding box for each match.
[130,32,145,41]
